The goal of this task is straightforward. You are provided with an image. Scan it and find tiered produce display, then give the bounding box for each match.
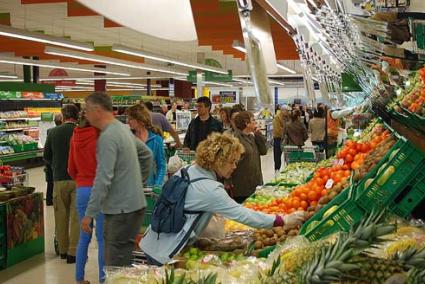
[106,114,425,283]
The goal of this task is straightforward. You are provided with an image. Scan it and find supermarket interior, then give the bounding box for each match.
[0,0,425,283]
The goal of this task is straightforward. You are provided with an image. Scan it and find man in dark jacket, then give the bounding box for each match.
[44,104,79,264]
[183,97,223,150]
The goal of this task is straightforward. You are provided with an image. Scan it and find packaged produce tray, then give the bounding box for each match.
[355,138,425,213]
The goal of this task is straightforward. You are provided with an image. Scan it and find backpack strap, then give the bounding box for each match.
[184,176,208,214]
[168,212,204,259]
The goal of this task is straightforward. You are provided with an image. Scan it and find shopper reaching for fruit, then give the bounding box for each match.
[140,133,306,266]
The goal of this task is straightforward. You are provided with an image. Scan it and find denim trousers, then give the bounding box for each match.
[76,186,105,283]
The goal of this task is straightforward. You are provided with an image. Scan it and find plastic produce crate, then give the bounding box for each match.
[390,171,425,218]
[355,139,425,213]
[175,150,196,164]
[300,185,365,241]
[143,211,152,228]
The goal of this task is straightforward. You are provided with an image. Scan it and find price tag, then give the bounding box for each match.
[325,179,334,189]
[338,159,345,166]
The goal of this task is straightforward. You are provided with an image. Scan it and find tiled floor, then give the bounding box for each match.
[0,149,278,284]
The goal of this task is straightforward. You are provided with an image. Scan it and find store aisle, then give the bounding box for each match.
[0,150,276,284]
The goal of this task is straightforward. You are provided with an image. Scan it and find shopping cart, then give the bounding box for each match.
[282,146,324,165]
[143,187,160,228]
[175,149,196,164]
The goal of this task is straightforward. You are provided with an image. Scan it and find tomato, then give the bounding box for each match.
[300,193,308,201]
[361,143,371,153]
[321,189,327,196]
[289,208,296,213]
[310,201,318,207]
[292,199,300,209]
[345,154,354,162]
[342,165,350,170]
[346,140,355,147]
[300,200,308,209]
[308,191,318,201]
[322,174,330,181]
[293,188,302,197]
[343,170,351,177]
[338,149,348,159]
[348,148,357,156]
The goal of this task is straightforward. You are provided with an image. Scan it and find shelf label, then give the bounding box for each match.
[325,179,334,189]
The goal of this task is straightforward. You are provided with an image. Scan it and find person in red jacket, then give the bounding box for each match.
[68,117,104,284]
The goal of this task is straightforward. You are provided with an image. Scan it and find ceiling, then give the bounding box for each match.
[0,0,300,84]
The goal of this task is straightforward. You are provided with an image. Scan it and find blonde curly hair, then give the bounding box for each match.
[195,133,244,170]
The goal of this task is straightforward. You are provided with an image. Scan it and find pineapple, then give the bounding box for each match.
[407,267,425,284]
[260,258,297,284]
[347,254,407,284]
[298,210,397,284]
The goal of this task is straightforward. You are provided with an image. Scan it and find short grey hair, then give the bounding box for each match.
[85,92,113,112]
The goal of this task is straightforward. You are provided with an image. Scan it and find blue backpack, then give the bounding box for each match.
[151,167,207,236]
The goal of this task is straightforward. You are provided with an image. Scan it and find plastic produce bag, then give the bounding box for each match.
[167,154,183,175]
[200,215,225,239]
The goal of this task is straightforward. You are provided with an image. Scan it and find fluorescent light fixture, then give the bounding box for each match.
[0,56,130,76]
[0,74,18,79]
[232,40,246,53]
[268,79,285,86]
[204,81,234,87]
[45,46,187,76]
[112,44,228,75]
[233,78,252,84]
[276,63,297,74]
[41,76,171,81]
[233,74,304,78]
[0,24,94,51]
[311,76,318,81]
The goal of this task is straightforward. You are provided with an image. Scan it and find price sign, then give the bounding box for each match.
[325,179,334,189]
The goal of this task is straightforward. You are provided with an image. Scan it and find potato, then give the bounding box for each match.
[254,241,263,249]
[319,196,330,205]
[288,229,298,236]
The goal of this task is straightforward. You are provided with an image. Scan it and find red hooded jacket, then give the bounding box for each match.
[68,126,99,187]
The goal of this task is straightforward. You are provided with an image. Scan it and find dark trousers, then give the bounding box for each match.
[46,181,54,205]
[312,141,325,152]
[273,138,283,171]
[103,208,145,267]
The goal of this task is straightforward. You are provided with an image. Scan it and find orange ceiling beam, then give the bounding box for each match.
[67,0,98,17]
[104,18,122,28]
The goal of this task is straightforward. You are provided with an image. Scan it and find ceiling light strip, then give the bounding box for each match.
[0,24,94,51]
[45,46,187,76]
[0,56,130,76]
[276,63,297,74]
[112,44,228,75]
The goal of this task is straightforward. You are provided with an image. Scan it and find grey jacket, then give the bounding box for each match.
[85,119,153,218]
[140,164,275,264]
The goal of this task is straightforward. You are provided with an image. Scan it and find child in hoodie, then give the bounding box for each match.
[68,118,104,284]
[126,104,166,187]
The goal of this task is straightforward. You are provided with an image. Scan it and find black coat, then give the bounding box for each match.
[183,115,223,150]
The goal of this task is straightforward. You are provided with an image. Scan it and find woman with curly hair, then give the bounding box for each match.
[126,104,166,187]
[140,133,305,265]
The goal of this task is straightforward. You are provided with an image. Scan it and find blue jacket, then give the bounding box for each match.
[145,131,166,187]
[140,164,275,264]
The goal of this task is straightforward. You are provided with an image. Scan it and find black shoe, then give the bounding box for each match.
[66,255,76,264]
[46,201,53,206]
[60,253,67,259]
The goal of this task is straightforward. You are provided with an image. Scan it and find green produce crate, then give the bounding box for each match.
[11,144,24,153]
[23,143,38,151]
[355,139,425,213]
[288,151,315,163]
[300,185,365,241]
[6,237,44,267]
[390,171,425,218]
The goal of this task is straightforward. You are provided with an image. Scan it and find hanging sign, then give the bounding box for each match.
[219,91,237,104]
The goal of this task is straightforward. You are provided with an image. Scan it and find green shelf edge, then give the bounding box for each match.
[0,149,43,163]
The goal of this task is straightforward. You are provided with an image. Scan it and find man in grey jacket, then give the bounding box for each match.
[81,92,153,266]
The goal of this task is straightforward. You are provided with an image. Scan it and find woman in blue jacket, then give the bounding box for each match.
[141,133,306,265]
[127,104,166,187]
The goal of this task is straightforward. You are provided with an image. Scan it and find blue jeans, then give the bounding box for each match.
[76,187,105,283]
